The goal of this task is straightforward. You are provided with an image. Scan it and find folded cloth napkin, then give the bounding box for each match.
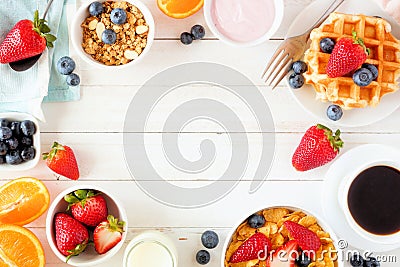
[374,0,400,25]
[0,0,80,120]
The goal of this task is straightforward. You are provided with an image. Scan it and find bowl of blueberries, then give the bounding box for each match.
[0,112,40,170]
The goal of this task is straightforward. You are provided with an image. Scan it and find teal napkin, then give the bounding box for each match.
[44,0,80,102]
[0,0,80,120]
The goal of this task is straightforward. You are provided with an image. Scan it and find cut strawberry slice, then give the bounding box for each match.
[93,215,125,254]
[266,240,298,267]
[283,221,321,255]
[230,232,272,263]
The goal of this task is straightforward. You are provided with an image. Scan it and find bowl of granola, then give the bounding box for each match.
[223,206,343,267]
[71,0,154,68]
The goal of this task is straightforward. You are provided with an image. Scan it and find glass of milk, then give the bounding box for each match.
[123,231,178,267]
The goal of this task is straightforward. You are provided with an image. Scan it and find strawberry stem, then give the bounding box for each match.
[42,141,65,160]
[316,124,343,152]
[32,10,56,48]
[66,240,89,262]
[352,30,370,55]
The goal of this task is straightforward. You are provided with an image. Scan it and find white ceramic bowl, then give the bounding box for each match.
[204,0,284,47]
[46,185,128,266]
[339,161,400,245]
[71,0,154,69]
[222,206,343,267]
[0,112,40,171]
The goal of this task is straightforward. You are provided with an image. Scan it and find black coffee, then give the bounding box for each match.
[347,165,400,235]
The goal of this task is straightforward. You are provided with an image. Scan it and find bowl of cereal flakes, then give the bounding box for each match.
[223,206,344,267]
[71,0,154,68]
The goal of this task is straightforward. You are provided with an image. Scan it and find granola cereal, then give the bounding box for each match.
[81,1,149,66]
[224,208,338,267]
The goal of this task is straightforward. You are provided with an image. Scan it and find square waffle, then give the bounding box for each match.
[304,12,400,109]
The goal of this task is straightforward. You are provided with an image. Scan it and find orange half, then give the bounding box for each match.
[0,224,45,267]
[0,177,50,226]
[157,0,204,19]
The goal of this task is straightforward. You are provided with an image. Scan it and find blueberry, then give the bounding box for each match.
[21,146,35,161]
[6,137,18,150]
[191,25,206,40]
[0,156,5,164]
[291,61,308,74]
[20,136,33,147]
[102,29,117,44]
[0,119,9,127]
[247,214,266,228]
[89,1,103,16]
[5,150,22,165]
[0,142,8,156]
[327,104,343,121]
[320,37,335,53]
[296,253,311,267]
[288,73,305,89]
[180,32,193,45]
[196,250,210,265]
[66,73,81,87]
[0,127,12,140]
[364,257,380,267]
[201,230,219,249]
[361,63,378,80]
[10,121,21,136]
[110,8,127,24]
[57,56,76,75]
[352,68,373,86]
[20,120,36,136]
[349,254,364,267]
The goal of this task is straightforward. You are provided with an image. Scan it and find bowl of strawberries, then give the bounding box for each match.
[222,206,343,267]
[45,185,128,266]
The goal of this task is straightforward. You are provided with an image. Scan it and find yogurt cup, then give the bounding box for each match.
[123,231,178,267]
[204,0,284,47]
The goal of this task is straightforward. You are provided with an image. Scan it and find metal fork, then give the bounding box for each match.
[262,0,345,89]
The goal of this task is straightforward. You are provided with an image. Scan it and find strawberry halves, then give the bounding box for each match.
[230,232,272,263]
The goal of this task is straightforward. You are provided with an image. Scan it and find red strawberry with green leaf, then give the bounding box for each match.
[43,142,80,180]
[326,30,370,78]
[230,232,272,263]
[54,213,89,262]
[292,124,343,171]
[283,221,321,255]
[94,215,125,254]
[64,189,108,227]
[0,10,56,64]
[266,240,298,267]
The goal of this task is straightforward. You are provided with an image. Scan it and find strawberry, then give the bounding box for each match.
[230,232,272,263]
[326,31,370,78]
[292,124,343,171]
[283,221,321,255]
[93,215,125,254]
[266,240,298,267]
[54,213,89,262]
[43,142,79,180]
[64,189,108,227]
[0,10,56,64]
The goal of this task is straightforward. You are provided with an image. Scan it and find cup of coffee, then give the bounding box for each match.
[339,161,400,244]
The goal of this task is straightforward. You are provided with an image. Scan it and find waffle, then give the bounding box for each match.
[303,12,400,109]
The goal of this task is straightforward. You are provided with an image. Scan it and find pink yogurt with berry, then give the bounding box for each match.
[210,0,277,43]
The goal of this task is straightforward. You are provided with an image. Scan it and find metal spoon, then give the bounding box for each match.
[9,0,55,72]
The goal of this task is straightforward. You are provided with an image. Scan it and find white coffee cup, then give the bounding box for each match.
[123,231,178,267]
[338,160,400,245]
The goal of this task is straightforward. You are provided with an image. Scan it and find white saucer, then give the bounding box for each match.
[286,0,400,127]
[322,144,400,252]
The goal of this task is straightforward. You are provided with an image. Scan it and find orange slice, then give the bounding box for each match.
[157,0,204,19]
[0,224,45,267]
[0,177,50,226]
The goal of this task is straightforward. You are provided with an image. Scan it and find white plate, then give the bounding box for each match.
[286,0,400,127]
[322,144,400,252]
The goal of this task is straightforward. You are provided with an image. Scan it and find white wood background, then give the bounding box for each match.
[3,0,400,266]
